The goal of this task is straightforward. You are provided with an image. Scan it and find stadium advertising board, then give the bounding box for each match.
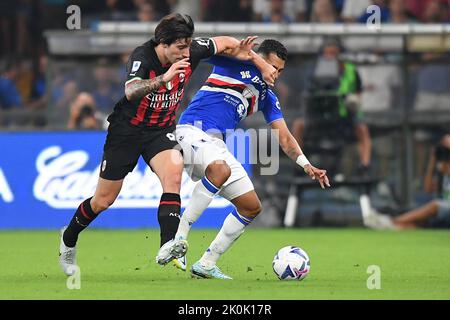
[0,131,251,229]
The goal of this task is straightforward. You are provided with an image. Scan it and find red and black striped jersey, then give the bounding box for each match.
[108,37,217,129]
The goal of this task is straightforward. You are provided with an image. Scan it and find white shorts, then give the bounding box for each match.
[176,124,254,201]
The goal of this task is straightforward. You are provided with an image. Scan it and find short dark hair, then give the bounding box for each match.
[154,13,194,45]
[321,37,342,52]
[257,39,288,61]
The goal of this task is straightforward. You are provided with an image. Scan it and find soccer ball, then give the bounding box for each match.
[272,246,310,281]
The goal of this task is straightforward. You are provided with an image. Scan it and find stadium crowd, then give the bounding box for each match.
[0,0,449,228]
[1,0,450,126]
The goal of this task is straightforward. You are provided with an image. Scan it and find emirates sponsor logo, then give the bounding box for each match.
[145,90,184,109]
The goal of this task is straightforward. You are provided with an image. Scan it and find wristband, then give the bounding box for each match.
[296,154,310,168]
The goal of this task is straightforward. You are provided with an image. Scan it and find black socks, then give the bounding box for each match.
[157,193,181,247]
[63,197,97,247]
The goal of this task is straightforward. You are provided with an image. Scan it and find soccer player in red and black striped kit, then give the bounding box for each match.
[59,13,277,275]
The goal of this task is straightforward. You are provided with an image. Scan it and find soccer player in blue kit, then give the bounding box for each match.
[159,39,331,279]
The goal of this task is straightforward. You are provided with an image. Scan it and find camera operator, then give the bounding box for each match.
[292,37,372,176]
[67,92,103,130]
[364,134,450,230]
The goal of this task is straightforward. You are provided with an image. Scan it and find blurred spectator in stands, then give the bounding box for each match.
[407,0,449,22]
[67,92,103,130]
[412,53,450,190]
[253,0,306,23]
[235,0,254,22]
[201,0,252,22]
[388,0,417,23]
[168,0,201,21]
[15,59,35,106]
[133,0,170,21]
[100,0,136,21]
[292,38,372,174]
[91,58,122,116]
[28,53,48,110]
[0,0,37,58]
[357,0,390,24]
[136,1,158,22]
[0,59,22,109]
[149,0,171,18]
[364,134,450,230]
[341,0,372,23]
[40,0,69,30]
[357,52,402,179]
[54,80,79,113]
[0,1,16,57]
[333,0,345,15]
[16,0,36,57]
[311,0,339,23]
[358,53,402,113]
[414,53,450,112]
[422,0,449,23]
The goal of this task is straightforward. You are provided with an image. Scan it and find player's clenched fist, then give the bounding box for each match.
[163,58,190,83]
[261,64,276,87]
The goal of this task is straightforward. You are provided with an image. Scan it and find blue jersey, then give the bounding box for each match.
[178,55,283,134]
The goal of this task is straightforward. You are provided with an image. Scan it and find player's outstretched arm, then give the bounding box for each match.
[213,36,276,86]
[212,36,253,59]
[270,119,331,189]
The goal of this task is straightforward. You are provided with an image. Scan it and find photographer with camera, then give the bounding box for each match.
[67,92,104,130]
[364,134,450,230]
[292,37,372,177]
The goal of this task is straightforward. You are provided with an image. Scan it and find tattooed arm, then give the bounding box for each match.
[124,58,190,101]
[125,75,165,101]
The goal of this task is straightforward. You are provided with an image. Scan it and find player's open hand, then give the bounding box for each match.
[234,36,259,61]
[304,164,331,189]
[163,58,190,83]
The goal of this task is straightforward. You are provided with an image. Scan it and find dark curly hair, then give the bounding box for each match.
[154,13,194,45]
[257,39,288,61]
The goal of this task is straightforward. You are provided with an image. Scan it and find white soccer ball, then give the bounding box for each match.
[272,246,310,281]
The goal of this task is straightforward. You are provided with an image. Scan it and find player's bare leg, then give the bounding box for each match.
[59,178,123,276]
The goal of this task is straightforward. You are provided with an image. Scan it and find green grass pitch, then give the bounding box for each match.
[0,228,449,300]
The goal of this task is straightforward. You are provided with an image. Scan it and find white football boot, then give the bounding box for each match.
[173,255,187,271]
[156,238,189,266]
[59,226,78,276]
